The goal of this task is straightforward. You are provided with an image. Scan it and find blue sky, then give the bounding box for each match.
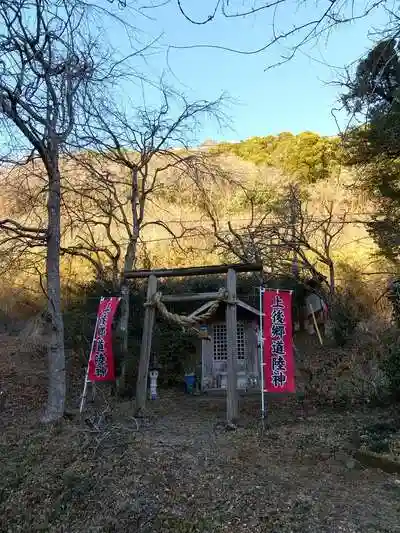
[108,1,392,143]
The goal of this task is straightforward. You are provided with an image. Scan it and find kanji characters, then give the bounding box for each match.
[94,353,108,377]
[272,372,287,387]
[97,306,111,338]
[270,291,288,388]
[271,308,285,325]
[273,295,284,308]
[271,339,285,355]
[272,355,286,373]
[271,324,286,338]
[93,301,113,378]
[87,297,121,383]
[96,338,105,352]
[263,290,294,393]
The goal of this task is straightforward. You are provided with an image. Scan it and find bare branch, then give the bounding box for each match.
[167,0,392,70]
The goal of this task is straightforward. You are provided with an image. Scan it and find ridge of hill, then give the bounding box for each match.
[0,130,383,302]
[207,131,342,185]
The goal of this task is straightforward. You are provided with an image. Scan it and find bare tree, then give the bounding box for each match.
[271,187,348,294]
[0,0,133,422]
[61,86,225,401]
[194,181,348,295]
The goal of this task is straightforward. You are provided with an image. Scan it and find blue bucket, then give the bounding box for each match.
[184,373,196,394]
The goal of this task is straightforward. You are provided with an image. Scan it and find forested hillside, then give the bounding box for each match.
[0,130,381,301]
[212,131,341,184]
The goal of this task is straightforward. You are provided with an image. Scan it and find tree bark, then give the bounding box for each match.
[117,237,138,394]
[41,152,66,423]
[117,167,142,394]
[116,283,130,392]
[119,240,136,328]
[328,261,335,295]
[135,274,157,414]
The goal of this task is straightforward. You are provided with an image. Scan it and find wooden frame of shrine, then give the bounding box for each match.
[124,262,263,426]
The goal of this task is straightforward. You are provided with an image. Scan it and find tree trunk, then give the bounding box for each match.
[135,274,157,414]
[116,283,130,392]
[41,152,66,423]
[118,167,141,395]
[117,238,138,394]
[328,261,335,295]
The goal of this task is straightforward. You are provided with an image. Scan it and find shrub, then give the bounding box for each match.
[330,288,364,346]
[387,278,400,327]
[382,344,400,399]
[379,328,400,400]
[377,283,400,399]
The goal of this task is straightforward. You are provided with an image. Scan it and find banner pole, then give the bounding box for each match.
[79,365,90,414]
[79,299,102,414]
[259,286,265,426]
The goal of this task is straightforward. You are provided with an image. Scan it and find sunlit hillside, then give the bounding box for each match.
[0,131,387,301]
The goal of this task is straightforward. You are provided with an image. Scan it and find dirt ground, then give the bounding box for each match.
[1,391,400,533]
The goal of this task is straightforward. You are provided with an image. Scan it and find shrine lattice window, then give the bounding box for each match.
[212,323,247,361]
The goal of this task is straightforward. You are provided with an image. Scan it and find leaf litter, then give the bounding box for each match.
[1,391,400,532]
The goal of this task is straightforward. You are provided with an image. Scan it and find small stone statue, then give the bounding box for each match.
[149,369,159,400]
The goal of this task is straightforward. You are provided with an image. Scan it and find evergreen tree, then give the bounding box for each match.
[342,39,400,262]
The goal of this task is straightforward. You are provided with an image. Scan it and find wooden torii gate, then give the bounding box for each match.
[124,262,262,426]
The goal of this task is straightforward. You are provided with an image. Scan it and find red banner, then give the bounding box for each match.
[263,290,295,393]
[88,297,121,382]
